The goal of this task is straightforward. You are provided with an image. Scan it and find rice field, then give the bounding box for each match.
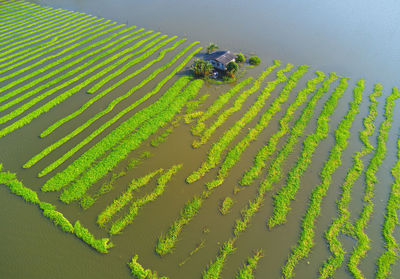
[1,1,400,278]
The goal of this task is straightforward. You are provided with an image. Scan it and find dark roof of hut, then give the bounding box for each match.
[205,50,236,65]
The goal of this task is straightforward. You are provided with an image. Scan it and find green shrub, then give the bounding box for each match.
[191,58,214,77]
[226,61,239,77]
[249,56,261,65]
[236,53,245,63]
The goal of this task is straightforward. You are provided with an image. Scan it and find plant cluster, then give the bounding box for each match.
[235,53,245,63]
[128,255,168,279]
[220,197,234,215]
[73,221,113,253]
[249,56,261,65]
[191,58,214,78]
[235,249,264,279]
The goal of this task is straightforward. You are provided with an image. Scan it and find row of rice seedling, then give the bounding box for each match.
[0,164,112,253]
[185,93,210,114]
[281,79,363,279]
[191,77,253,136]
[240,71,327,186]
[128,255,168,279]
[191,60,281,148]
[201,75,340,278]
[347,87,399,278]
[40,36,184,137]
[375,130,400,278]
[0,23,122,104]
[319,83,382,278]
[97,169,162,227]
[80,151,151,210]
[33,42,198,177]
[0,2,40,20]
[0,0,31,10]
[0,17,108,75]
[206,65,310,190]
[41,75,191,192]
[58,78,203,203]
[268,77,350,228]
[109,164,182,235]
[186,63,293,183]
[235,249,264,279]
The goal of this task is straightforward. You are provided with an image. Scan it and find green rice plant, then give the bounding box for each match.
[192,61,281,148]
[268,77,350,228]
[40,36,184,138]
[187,63,293,183]
[191,77,253,136]
[240,72,326,186]
[73,221,113,253]
[319,83,382,278]
[35,44,199,177]
[58,79,202,203]
[185,93,210,114]
[0,1,31,10]
[375,130,400,278]
[206,65,310,189]
[0,4,42,21]
[156,195,204,256]
[0,26,141,112]
[220,196,234,215]
[109,164,182,235]
[41,76,191,192]
[347,87,399,279]
[42,208,74,233]
[128,255,168,279]
[202,238,237,279]
[151,126,174,147]
[97,169,162,227]
[0,23,122,105]
[281,79,363,279]
[235,249,264,279]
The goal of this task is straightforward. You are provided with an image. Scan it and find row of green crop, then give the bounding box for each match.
[80,151,151,210]
[0,1,36,14]
[58,77,203,203]
[240,71,326,186]
[128,255,168,279]
[0,17,107,77]
[0,23,122,104]
[0,0,31,11]
[0,10,104,67]
[235,249,263,279]
[191,77,253,136]
[281,79,363,279]
[0,2,41,21]
[268,77,349,228]
[319,83,382,278]
[191,61,281,148]
[109,164,182,235]
[347,87,399,278]
[0,164,112,253]
[201,75,339,278]
[41,76,191,192]
[185,93,210,114]
[33,42,198,177]
[206,65,309,190]
[375,129,400,278]
[187,63,293,183]
[40,36,183,137]
[97,169,162,227]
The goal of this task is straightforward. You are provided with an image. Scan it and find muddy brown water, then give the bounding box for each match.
[1,0,400,278]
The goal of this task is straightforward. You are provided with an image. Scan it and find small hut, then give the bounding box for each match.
[205,50,236,71]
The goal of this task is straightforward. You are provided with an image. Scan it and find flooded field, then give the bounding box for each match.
[1,1,400,278]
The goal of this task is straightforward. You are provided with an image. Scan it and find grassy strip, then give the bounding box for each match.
[319,84,382,278]
[376,129,400,278]
[0,6,52,27]
[59,78,203,203]
[281,79,363,279]
[0,27,142,114]
[80,151,151,210]
[35,43,198,177]
[235,249,264,279]
[185,93,210,114]
[202,75,339,278]
[0,164,111,253]
[0,23,122,104]
[97,168,163,227]
[73,221,113,253]
[0,1,31,10]
[0,4,42,22]
[40,36,183,138]
[129,255,168,279]
[206,65,309,190]
[191,77,253,136]
[192,61,281,148]
[347,87,399,278]
[109,164,182,235]
[240,71,326,186]
[220,196,234,215]
[268,77,350,228]
[151,126,174,147]
[41,76,191,191]
[187,63,293,183]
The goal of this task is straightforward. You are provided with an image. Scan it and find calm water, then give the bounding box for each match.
[1,0,400,278]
